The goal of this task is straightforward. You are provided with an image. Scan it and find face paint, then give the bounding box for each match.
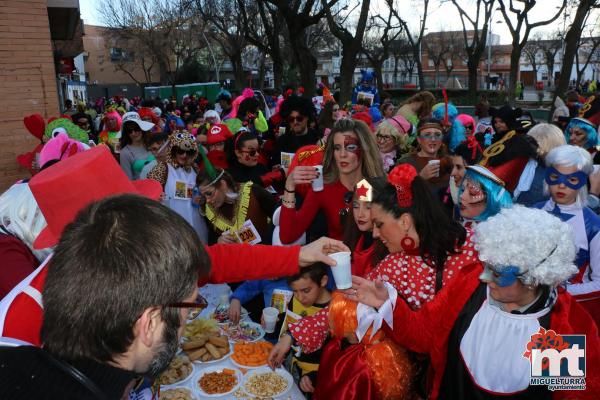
[545,166,588,190]
[463,179,486,205]
[344,135,361,158]
[479,264,524,287]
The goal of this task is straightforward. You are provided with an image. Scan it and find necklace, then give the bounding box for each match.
[205,182,252,233]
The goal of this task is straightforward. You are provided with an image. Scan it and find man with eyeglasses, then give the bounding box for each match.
[271,96,322,168]
[0,147,349,399]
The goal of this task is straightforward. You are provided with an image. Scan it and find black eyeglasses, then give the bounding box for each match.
[339,191,354,222]
[175,149,196,156]
[166,295,208,311]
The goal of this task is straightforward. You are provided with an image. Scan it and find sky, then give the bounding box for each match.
[79,0,579,45]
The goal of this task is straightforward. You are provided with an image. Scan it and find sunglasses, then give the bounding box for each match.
[175,149,196,156]
[288,115,306,123]
[126,127,142,134]
[420,132,444,141]
[239,149,258,157]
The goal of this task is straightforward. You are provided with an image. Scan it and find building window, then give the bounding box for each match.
[110,47,134,62]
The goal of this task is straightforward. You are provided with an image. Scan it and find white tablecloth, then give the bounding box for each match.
[165,284,305,399]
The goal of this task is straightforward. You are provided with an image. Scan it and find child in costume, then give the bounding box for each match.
[267,263,331,396]
[147,131,208,243]
[98,109,122,152]
[536,144,600,325]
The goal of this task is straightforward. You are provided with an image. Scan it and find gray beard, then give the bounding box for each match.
[144,316,180,378]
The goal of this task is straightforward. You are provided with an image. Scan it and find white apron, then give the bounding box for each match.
[164,164,208,244]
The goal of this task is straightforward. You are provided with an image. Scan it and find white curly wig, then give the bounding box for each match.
[473,205,577,287]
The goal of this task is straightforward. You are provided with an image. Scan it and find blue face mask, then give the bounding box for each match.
[479,264,524,287]
[544,166,588,190]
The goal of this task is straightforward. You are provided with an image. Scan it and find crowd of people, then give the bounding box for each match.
[1,75,600,399]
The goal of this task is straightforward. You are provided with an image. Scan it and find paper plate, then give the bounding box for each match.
[220,321,265,343]
[192,346,233,365]
[158,356,195,388]
[242,366,293,398]
[195,366,242,397]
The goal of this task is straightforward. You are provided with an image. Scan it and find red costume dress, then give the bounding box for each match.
[289,230,480,399]
[0,244,300,347]
[279,181,349,243]
[383,263,600,399]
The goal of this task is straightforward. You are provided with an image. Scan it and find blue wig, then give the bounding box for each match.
[460,168,513,222]
[432,102,465,152]
[164,114,185,134]
[360,69,374,82]
[564,118,598,149]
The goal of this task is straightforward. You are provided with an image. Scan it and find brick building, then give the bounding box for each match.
[84,24,161,99]
[0,0,82,191]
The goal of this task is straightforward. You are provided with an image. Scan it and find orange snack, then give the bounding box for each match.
[231,341,274,367]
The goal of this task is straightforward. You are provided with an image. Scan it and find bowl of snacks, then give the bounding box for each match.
[230,341,273,369]
[183,318,220,342]
[157,355,194,387]
[242,367,292,398]
[159,387,198,400]
[220,321,265,343]
[182,333,232,364]
[196,366,242,397]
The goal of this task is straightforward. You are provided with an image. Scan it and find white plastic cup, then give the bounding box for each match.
[329,251,352,289]
[312,165,324,192]
[428,159,440,177]
[262,307,279,333]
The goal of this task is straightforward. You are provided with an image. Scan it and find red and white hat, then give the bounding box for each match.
[29,146,162,249]
[206,124,233,145]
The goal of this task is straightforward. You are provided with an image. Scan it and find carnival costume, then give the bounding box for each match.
[98,109,122,151]
[0,147,304,347]
[288,165,481,399]
[458,165,513,226]
[147,131,208,243]
[478,105,538,193]
[17,114,90,174]
[432,101,465,152]
[352,69,380,108]
[564,95,600,162]
[373,206,600,399]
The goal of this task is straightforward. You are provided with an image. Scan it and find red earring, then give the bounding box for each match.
[400,233,417,253]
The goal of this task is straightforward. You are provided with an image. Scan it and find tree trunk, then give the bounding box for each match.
[508,42,521,102]
[231,52,246,92]
[373,61,384,95]
[414,50,425,89]
[550,0,594,120]
[289,35,316,97]
[272,58,283,92]
[339,45,359,104]
[467,57,479,96]
[258,53,266,90]
[393,55,400,87]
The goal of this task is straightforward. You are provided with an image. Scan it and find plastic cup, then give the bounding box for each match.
[312,165,324,192]
[329,251,352,289]
[428,159,440,177]
[262,307,279,333]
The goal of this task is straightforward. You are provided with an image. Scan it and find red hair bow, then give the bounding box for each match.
[388,164,418,208]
